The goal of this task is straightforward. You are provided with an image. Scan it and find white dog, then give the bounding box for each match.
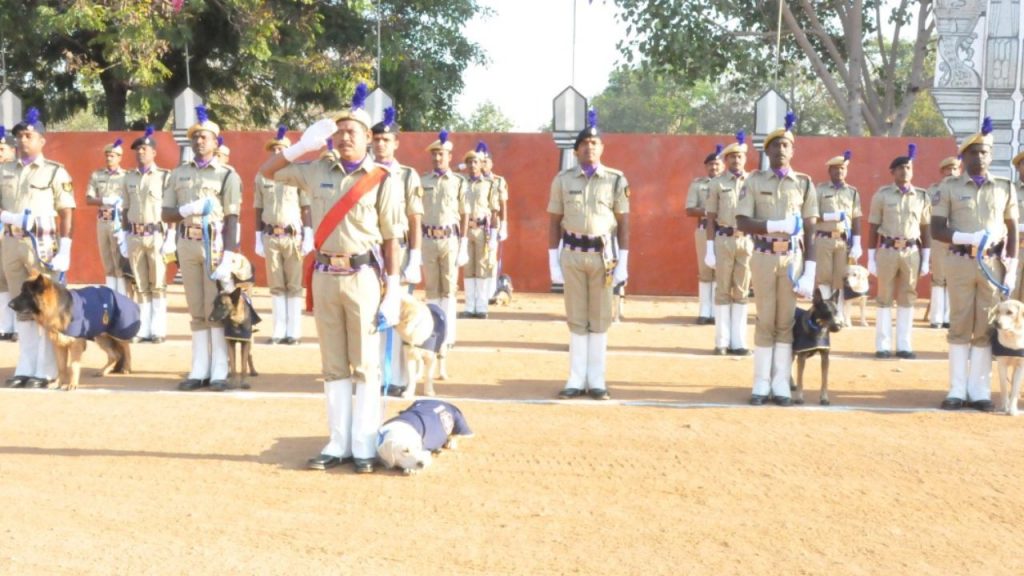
[993,299,1024,416]
[376,400,473,474]
[391,295,447,398]
[843,264,870,327]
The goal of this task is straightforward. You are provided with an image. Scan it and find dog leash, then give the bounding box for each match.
[786,216,803,289]
[195,198,219,280]
[22,209,64,285]
[977,232,1010,297]
[376,312,394,397]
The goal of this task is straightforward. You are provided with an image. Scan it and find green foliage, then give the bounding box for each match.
[453,100,514,132]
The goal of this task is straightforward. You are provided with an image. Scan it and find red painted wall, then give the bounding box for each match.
[44,131,957,295]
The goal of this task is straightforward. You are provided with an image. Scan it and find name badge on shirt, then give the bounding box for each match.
[319,182,333,189]
[568,189,583,195]
[957,195,971,201]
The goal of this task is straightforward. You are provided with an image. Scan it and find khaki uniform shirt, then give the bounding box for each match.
[735,169,818,237]
[487,173,509,203]
[254,174,302,227]
[465,177,499,220]
[382,162,424,218]
[815,182,862,233]
[420,170,466,228]
[1015,180,1024,227]
[85,168,126,204]
[685,176,711,215]
[163,159,242,224]
[122,167,170,224]
[868,184,930,239]
[706,171,748,228]
[0,155,76,223]
[547,164,630,236]
[274,156,405,254]
[933,174,1017,235]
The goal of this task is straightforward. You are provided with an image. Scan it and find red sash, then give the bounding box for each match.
[304,166,388,312]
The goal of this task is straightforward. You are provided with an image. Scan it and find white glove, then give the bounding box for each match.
[795,260,816,299]
[1005,259,1019,292]
[868,249,877,276]
[161,230,177,255]
[920,248,931,277]
[213,250,235,282]
[703,240,716,269]
[766,214,800,236]
[456,237,469,267]
[101,196,121,207]
[51,237,72,273]
[613,249,629,284]
[301,226,314,255]
[283,118,336,162]
[488,228,499,250]
[549,248,564,285]
[403,248,422,285]
[822,211,846,223]
[254,232,265,258]
[378,274,402,327]
[498,221,508,241]
[849,236,863,261]
[0,209,33,231]
[952,230,989,247]
[116,230,128,258]
[178,197,210,218]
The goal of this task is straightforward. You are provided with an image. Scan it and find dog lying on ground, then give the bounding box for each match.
[390,294,447,398]
[992,299,1024,416]
[209,287,260,391]
[9,273,139,390]
[376,399,472,474]
[843,265,869,327]
[790,287,843,406]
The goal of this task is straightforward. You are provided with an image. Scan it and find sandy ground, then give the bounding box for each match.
[1,286,1023,575]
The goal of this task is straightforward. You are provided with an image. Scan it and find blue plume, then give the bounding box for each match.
[843,150,851,161]
[25,107,40,125]
[475,140,488,154]
[736,129,746,145]
[1,126,7,139]
[276,125,287,140]
[907,143,917,160]
[714,144,723,156]
[195,105,208,124]
[439,129,449,144]
[383,107,396,127]
[217,136,224,147]
[112,138,123,148]
[982,116,993,135]
[144,125,154,138]
[784,110,796,130]
[587,107,598,128]
[351,83,368,110]
[326,137,334,151]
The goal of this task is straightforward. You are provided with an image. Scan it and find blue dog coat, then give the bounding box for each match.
[63,286,141,341]
[792,307,830,354]
[416,303,447,354]
[383,400,472,452]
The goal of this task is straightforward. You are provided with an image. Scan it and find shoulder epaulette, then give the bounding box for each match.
[44,159,66,169]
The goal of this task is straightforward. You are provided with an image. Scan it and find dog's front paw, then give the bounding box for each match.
[443,438,458,451]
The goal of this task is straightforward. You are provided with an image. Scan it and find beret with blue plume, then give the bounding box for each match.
[13,107,45,136]
[574,107,601,150]
[959,115,995,154]
[721,129,749,157]
[131,125,157,150]
[704,144,723,165]
[216,135,230,158]
[265,124,292,151]
[427,128,454,152]
[333,82,373,130]
[826,149,852,167]
[764,111,797,148]
[187,104,221,138]
[889,143,917,170]
[104,138,124,155]
[0,125,12,147]
[371,106,399,135]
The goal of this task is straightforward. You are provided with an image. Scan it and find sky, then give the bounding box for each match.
[454,0,625,132]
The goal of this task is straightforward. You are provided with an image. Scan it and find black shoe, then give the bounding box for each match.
[281,337,296,345]
[268,337,282,345]
[23,377,54,389]
[713,347,728,356]
[457,311,473,319]
[475,312,488,319]
[749,394,768,406]
[929,323,941,329]
[385,386,407,398]
[5,375,28,388]
[8,332,16,343]
[488,298,498,305]
[150,336,165,344]
[940,397,964,410]
[177,378,206,391]
[558,388,584,399]
[895,350,916,359]
[969,399,995,412]
[353,458,375,474]
[697,317,713,325]
[874,351,892,359]
[587,388,610,400]
[773,396,793,407]
[307,454,350,470]
[0,332,11,341]
[727,348,751,356]
[209,379,230,392]
[942,323,950,329]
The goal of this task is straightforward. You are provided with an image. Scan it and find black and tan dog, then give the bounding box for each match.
[9,273,139,390]
[208,282,260,391]
[790,287,843,406]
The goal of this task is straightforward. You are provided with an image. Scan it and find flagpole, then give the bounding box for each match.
[571,0,577,86]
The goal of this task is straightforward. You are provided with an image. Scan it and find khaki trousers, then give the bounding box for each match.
[423,235,458,300]
[931,240,949,287]
[263,232,303,297]
[465,226,495,279]
[178,236,221,330]
[127,233,166,300]
[714,235,752,305]
[312,267,381,383]
[814,236,849,291]
[750,251,798,347]
[946,252,1004,346]
[560,248,612,335]
[97,220,121,277]
[875,247,919,307]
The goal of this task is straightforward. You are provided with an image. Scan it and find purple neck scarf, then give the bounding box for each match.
[971,175,987,187]
[773,168,790,179]
[341,158,365,173]
[581,163,598,178]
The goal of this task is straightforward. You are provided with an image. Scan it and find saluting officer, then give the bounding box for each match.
[927,156,960,327]
[85,137,128,294]
[0,125,17,341]
[483,150,509,303]
[547,109,629,401]
[259,83,406,474]
[121,126,174,343]
[867,145,931,359]
[932,117,1018,411]
[461,142,500,319]
[421,130,469,358]
[0,107,75,388]
[255,125,307,345]
[686,146,723,324]
[735,112,818,407]
[162,105,243,392]
[816,151,863,324]
[705,130,752,356]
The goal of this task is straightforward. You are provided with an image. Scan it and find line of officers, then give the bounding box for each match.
[684,119,1020,411]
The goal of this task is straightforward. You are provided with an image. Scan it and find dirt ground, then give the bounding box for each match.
[1,285,1023,575]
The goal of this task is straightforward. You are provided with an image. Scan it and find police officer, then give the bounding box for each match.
[0,125,17,341]
[932,117,1018,411]
[255,125,307,345]
[927,156,960,327]
[482,150,509,303]
[868,145,930,359]
[816,151,863,324]
[162,105,243,392]
[686,147,723,324]
[705,130,752,356]
[421,130,468,358]
[0,107,75,388]
[122,127,174,343]
[85,137,128,294]
[735,112,818,406]
[259,83,406,474]
[548,109,629,400]
[461,143,500,319]
[216,137,231,167]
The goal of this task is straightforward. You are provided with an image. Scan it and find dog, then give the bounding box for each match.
[612,280,626,322]
[843,264,869,327]
[390,294,447,398]
[376,399,472,475]
[206,255,259,391]
[790,287,843,406]
[492,273,513,306]
[9,273,139,390]
[992,299,1024,416]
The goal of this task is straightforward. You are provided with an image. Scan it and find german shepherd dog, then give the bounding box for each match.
[10,273,138,390]
[791,288,843,406]
[209,286,260,391]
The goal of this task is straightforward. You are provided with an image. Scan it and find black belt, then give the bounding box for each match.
[130,223,162,236]
[98,207,117,221]
[815,230,846,240]
[423,224,455,239]
[468,216,489,228]
[879,235,920,250]
[715,226,745,238]
[752,236,793,255]
[263,225,298,237]
[562,232,605,253]
[314,251,372,270]
[951,241,1003,258]
[179,224,214,241]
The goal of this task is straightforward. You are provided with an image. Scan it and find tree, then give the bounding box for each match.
[0,0,488,131]
[612,0,935,136]
[453,100,514,132]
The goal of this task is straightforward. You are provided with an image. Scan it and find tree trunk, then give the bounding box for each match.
[845,0,865,135]
[100,68,128,130]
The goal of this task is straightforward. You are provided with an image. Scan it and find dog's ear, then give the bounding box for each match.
[829,288,841,306]
[1014,301,1024,331]
[813,286,824,305]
